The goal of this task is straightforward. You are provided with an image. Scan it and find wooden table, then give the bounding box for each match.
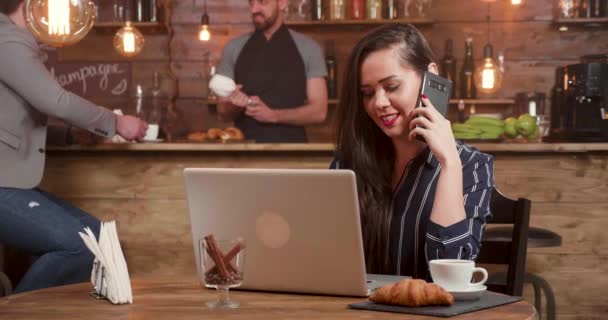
[0,278,536,319]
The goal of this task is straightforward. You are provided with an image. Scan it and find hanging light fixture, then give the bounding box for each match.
[24,0,96,47]
[511,0,522,5]
[113,21,145,58]
[198,0,211,41]
[474,3,503,95]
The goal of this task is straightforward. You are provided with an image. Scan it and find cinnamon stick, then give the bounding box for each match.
[204,235,230,280]
[204,241,243,276]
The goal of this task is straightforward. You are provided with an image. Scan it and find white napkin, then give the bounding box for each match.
[79,221,133,304]
[209,74,237,97]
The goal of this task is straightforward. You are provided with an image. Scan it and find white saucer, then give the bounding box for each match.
[448,285,487,301]
[141,139,164,143]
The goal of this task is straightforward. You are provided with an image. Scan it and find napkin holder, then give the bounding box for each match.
[90,260,108,300]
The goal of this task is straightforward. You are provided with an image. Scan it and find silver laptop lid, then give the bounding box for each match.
[184,168,369,296]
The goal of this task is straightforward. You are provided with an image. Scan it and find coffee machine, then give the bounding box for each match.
[549,59,608,142]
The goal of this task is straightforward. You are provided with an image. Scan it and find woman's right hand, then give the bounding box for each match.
[116,115,148,140]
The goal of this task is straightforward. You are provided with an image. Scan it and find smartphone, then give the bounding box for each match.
[415,71,453,141]
[416,71,452,117]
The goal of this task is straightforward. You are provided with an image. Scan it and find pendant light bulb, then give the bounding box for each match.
[113,21,145,58]
[199,13,211,42]
[24,0,96,47]
[511,0,522,5]
[474,43,503,95]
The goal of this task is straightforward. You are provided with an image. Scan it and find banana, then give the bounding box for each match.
[465,116,505,128]
[452,124,483,134]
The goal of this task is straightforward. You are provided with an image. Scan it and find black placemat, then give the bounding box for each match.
[348,291,522,317]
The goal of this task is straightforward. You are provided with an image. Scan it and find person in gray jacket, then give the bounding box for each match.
[0,0,148,293]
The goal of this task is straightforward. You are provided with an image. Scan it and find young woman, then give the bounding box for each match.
[332,24,494,279]
[0,0,148,293]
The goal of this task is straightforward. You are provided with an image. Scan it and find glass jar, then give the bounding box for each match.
[399,0,412,18]
[329,0,346,20]
[412,0,432,18]
[287,0,312,21]
[559,0,579,18]
[351,0,365,19]
[366,0,383,19]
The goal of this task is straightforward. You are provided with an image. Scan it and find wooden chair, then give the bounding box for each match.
[477,187,531,297]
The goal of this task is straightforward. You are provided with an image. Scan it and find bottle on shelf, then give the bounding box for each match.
[329,0,346,20]
[149,0,163,23]
[131,0,147,22]
[325,40,338,99]
[366,0,383,19]
[440,39,457,98]
[579,0,591,18]
[384,0,397,19]
[144,71,165,140]
[207,65,217,100]
[351,0,365,19]
[312,0,325,20]
[459,37,476,99]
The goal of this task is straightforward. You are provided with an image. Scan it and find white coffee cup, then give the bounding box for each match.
[144,124,159,141]
[429,259,488,291]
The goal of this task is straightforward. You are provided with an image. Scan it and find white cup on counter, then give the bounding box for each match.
[429,259,488,292]
[143,124,159,141]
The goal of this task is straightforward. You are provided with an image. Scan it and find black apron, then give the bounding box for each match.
[234,25,308,143]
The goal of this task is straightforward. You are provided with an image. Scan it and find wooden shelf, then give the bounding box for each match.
[285,18,435,27]
[553,17,608,27]
[202,98,513,106]
[94,22,164,28]
[327,99,513,105]
[449,99,514,105]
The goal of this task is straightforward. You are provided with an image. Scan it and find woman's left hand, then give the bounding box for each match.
[408,95,460,166]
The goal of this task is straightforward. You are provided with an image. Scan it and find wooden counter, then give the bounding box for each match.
[38,143,608,320]
[48,142,608,153]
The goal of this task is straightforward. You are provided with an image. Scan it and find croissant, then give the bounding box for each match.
[222,127,244,141]
[207,128,223,140]
[369,279,454,307]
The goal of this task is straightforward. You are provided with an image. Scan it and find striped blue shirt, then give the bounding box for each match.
[331,141,494,279]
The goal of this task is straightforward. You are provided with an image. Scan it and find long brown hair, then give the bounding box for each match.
[334,24,435,274]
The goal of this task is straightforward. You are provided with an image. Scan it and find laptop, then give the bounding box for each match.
[183,168,406,297]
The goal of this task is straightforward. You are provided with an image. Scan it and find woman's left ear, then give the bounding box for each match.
[427,63,439,75]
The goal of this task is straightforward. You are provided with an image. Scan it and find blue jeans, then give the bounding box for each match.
[0,187,100,293]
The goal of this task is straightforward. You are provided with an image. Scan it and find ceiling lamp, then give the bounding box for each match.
[24,0,95,46]
[474,3,503,95]
[198,0,211,41]
[113,21,145,58]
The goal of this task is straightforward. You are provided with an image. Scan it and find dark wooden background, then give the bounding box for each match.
[53,0,608,142]
[41,3,608,319]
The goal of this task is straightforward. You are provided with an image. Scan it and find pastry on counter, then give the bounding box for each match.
[207,128,224,140]
[187,131,208,142]
[188,128,245,142]
[220,127,245,141]
[369,279,454,307]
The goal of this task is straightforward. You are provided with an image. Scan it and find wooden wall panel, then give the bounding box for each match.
[41,151,608,320]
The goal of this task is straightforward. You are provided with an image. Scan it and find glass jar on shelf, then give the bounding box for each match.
[287,0,312,21]
[351,0,365,19]
[558,0,579,18]
[329,0,346,20]
[366,0,383,19]
[412,0,432,18]
[398,0,412,18]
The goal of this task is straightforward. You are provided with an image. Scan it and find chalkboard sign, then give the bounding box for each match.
[41,44,131,99]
